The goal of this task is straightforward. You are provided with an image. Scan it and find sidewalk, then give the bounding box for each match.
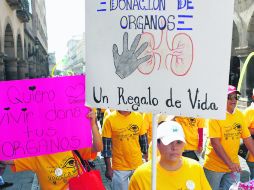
[94,156,112,190]
[2,166,34,190]
[2,156,112,190]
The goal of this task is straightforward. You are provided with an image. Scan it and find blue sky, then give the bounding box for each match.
[45,0,85,63]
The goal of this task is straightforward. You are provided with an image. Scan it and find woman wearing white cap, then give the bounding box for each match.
[129,121,211,190]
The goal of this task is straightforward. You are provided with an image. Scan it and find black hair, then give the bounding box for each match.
[158,121,165,125]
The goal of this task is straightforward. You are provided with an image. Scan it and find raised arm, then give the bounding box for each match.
[87,110,103,152]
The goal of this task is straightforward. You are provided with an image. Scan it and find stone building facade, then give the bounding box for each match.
[0,0,48,81]
[65,33,85,75]
[232,0,254,103]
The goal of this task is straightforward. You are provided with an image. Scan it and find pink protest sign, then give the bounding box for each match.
[0,75,92,160]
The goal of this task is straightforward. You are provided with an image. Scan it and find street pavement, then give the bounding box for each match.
[1,155,112,190]
[1,166,35,190]
[1,155,250,190]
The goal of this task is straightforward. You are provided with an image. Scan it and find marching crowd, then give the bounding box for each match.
[1,84,254,190]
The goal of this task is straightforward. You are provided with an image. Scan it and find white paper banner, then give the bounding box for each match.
[86,0,234,119]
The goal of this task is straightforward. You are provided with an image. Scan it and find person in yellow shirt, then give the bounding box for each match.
[244,89,254,179]
[129,121,211,190]
[143,113,152,144]
[147,115,204,161]
[204,85,254,190]
[102,109,114,125]
[0,110,103,190]
[102,110,148,190]
[147,114,175,160]
[175,117,205,161]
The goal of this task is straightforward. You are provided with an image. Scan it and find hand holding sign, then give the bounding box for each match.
[113,32,151,79]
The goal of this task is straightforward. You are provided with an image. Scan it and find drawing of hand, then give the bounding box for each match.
[113,32,151,79]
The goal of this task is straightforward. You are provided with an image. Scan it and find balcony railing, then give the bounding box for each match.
[16,9,30,22]
[5,0,22,10]
[6,0,30,23]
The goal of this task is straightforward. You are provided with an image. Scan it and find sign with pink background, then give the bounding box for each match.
[0,75,91,160]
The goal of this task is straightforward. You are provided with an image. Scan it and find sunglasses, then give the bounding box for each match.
[227,94,240,101]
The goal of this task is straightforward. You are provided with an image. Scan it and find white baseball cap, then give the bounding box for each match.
[157,121,186,145]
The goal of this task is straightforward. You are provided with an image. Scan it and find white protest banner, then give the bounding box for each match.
[86,0,234,119]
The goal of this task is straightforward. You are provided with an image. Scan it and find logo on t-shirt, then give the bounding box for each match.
[233,123,242,133]
[128,124,139,134]
[188,118,196,127]
[224,123,242,140]
[117,124,140,141]
[48,156,77,185]
[54,168,63,177]
[186,180,195,190]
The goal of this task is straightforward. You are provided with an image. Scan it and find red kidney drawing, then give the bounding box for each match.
[135,30,194,77]
[166,33,193,76]
[137,32,158,75]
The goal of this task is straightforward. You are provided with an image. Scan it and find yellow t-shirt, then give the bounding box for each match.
[12,151,77,190]
[103,109,111,118]
[148,142,160,161]
[129,157,211,190]
[175,117,205,151]
[204,109,250,172]
[102,111,147,170]
[144,113,174,145]
[244,104,254,162]
[143,113,152,144]
[102,109,114,124]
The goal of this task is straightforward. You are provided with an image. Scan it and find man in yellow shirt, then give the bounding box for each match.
[175,117,205,161]
[143,113,152,144]
[244,89,254,179]
[204,85,254,190]
[102,110,148,190]
[129,121,211,190]
[0,110,102,190]
[147,115,205,161]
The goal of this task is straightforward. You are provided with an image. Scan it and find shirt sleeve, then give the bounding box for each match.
[102,117,112,138]
[208,119,221,138]
[142,114,150,132]
[11,157,36,172]
[244,109,254,129]
[240,111,251,139]
[139,134,148,154]
[101,137,112,158]
[139,117,148,136]
[197,118,205,128]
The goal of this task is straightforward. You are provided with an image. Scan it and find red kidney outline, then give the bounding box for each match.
[137,30,193,76]
[169,33,194,76]
[137,32,158,75]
